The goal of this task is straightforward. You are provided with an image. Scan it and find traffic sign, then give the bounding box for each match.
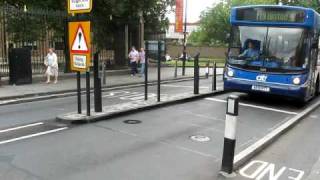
[68,21,91,72]
[68,0,92,14]
[71,24,89,53]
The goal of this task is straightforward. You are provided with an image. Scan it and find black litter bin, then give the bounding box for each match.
[9,48,32,85]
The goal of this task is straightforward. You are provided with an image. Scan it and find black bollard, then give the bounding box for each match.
[212,62,217,91]
[145,41,149,101]
[93,52,102,112]
[194,53,200,95]
[205,61,209,79]
[157,41,161,102]
[86,70,91,116]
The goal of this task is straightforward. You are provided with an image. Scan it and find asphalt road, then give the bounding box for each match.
[0,77,222,129]
[236,107,320,180]
[0,87,314,180]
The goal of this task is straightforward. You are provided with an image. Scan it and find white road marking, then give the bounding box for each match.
[205,98,298,115]
[102,91,170,101]
[0,127,68,145]
[239,160,304,180]
[234,99,320,169]
[0,122,44,133]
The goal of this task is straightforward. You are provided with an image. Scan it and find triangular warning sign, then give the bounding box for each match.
[71,24,89,53]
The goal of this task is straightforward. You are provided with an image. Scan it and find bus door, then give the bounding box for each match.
[308,32,318,97]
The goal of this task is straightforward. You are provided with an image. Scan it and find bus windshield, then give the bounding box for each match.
[228,26,309,72]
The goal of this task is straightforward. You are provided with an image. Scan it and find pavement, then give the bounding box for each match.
[0,88,317,180]
[0,67,223,100]
[236,107,320,180]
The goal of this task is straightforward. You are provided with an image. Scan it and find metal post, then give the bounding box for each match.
[93,52,102,112]
[102,61,106,85]
[220,95,239,176]
[174,59,178,78]
[212,62,217,91]
[86,70,91,116]
[77,72,82,114]
[182,0,188,76]
[157,41,161,102]
[205,61,209,79]
[194,53,200,94]
[139,11,145,49]
[145,41,149,101]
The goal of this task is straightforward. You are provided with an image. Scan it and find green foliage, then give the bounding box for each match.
[2,0,173,48]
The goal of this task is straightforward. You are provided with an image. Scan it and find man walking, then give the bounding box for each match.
[128,46,139,76]
[139,48,146,77]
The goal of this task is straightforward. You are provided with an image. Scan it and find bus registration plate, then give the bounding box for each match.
[251,85,270,92]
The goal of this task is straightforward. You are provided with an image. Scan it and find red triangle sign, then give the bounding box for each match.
[71,24,89,54]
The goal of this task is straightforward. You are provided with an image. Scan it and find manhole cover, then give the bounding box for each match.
[123,120,142,124]
[190,135,211,142]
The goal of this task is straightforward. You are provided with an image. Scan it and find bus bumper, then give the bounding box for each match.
[224,78,307,100]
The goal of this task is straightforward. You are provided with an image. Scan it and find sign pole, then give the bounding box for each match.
[86,69,91,117]
[157,41,161,102]
[144,41,149,101]
[67,0,93,118]
[77,71,82,114]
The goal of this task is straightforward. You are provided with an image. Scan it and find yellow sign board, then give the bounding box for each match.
[68,0,92,14]
[68,21,91,72]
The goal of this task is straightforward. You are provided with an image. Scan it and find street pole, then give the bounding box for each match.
[182,0,188,76]
[194,53,200,95]
[144,41,149,101]
[93,51,102,112]
[86,70,91,117]
[77,72,81,114]
[157,41,161,102]
[139,11,145,49]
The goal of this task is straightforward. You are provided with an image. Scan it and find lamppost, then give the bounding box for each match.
[139,11,144,49]
[23,4,27,47]
[182,0,188,76]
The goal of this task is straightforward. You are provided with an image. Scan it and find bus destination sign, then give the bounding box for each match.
[236,8,305,23]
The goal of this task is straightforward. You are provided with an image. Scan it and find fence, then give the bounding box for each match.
[0,4,68,76]
[0,5,128,76]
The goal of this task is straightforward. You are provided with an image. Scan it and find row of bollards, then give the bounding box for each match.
[77,44,218,116]
[173,58,217,92]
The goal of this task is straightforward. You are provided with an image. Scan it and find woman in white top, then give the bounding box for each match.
[44,48,59,84]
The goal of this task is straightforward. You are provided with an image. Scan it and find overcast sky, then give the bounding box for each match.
[167,0,221,23]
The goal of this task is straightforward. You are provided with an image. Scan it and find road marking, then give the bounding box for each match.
[162,84,209,89]
[0,122,44,133]
[205,98,298,115]
[102,91,170,101]
[234,99,320,170]
[0,127,68,145]
[239,160,304,180]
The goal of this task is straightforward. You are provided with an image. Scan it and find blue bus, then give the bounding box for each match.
[224,5,320,102]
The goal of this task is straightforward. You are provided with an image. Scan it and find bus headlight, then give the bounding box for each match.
[227,69,235,77]
[293,77,301,85]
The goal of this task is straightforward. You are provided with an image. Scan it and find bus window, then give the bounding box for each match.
[228,26,308,72]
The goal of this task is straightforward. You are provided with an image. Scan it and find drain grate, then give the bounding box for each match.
[190,135,211,142]
[123,120,142,124]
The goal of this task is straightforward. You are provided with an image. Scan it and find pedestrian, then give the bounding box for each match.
[128,46,139,76]
[44,48,58,84]
[139,48,146,77]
